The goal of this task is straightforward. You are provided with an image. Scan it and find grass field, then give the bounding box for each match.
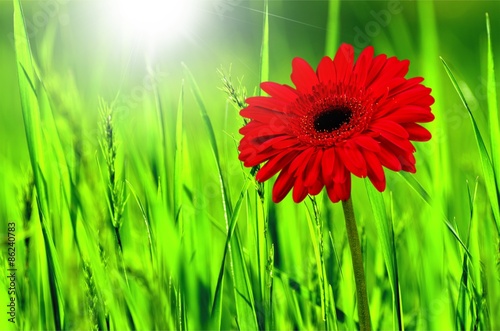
[1,0,500,330]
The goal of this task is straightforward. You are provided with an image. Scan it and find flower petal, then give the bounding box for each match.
[289,148,315,174]
[351,135,381,152]
[317,56,335,83]
[382,142,417,173]
[246,96,288,113]
[333,43,355,84]
[272,166,295,203]
[388,77,425,98]
[351,45,374,87]
[389,85,433,106]
[403,123,432,141]
[379,132,416,153]
[256,151,299,182]
[366,53,388,87]
[240,146,281,167]
[291,57,319,92]
[293,177,309,203]
[335,173,351,201]
[304,149,323,187]
[363,150,386,192]
[377,144,402,171]
[382,106,435,123]
[240,107,289,125]
[260,82,298,102]
[368,57,409,94]
[272,137,301,149]
[369,119,409,139]
[253,135,293,153]
[326,182,340,203]
[239,121,286,139]
[338,144,367,178]
[333,153,349,183]
[321,147,336,182]
[308,179,324,195]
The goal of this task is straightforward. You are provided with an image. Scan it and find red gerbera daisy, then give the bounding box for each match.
[238,43,435,203]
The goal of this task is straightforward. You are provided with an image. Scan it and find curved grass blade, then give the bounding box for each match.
[13,0,65,328]
[183,64,259,330]
[441,58,500,235]
[486,13,500,207]
[211,177,252,328]
[456,178,478,330]
[365,183,403,331]
[399,172,471,257]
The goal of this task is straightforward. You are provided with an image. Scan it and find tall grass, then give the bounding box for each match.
[1,0,500,330]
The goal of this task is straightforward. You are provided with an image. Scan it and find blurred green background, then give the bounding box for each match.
[1,0,499,330]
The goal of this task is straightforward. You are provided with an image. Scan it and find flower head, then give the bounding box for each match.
[238,43,435,203]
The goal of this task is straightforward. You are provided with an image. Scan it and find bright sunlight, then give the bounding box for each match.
[115,0,198,44]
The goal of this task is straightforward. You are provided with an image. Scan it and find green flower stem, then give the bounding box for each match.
[342,197,371,331]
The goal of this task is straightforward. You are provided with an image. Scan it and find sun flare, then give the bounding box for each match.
[115,0,197,44]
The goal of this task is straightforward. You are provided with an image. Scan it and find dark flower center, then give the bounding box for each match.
[313,107,353,133]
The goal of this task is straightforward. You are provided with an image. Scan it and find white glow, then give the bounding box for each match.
[116,0,197,43]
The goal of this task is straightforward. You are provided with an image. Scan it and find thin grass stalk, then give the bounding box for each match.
[389,193,404,331]
[99,100,128,287]
[310,196,330,330]
[257,4,272,327]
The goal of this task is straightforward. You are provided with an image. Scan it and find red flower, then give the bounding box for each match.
[238,43,435,203]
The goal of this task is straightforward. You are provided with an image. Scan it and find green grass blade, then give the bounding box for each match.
[324,0,341,57]
[365,182,403,331]
[486,13,500,202]
[456,179,477,330]
[174,83,184,229]
[13,6,43,187]
[13,0,65,328]
[257,3,271,327]
[305,202,326,329]
[259,0,269,86]
[126,180,155,264]
[183,64,259,330]
[417,0,451,200]
[182,64,229,212]
[211,177,252,326]
[441,57,500,234]
[416,6,452,327]
[399,172,471,257]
